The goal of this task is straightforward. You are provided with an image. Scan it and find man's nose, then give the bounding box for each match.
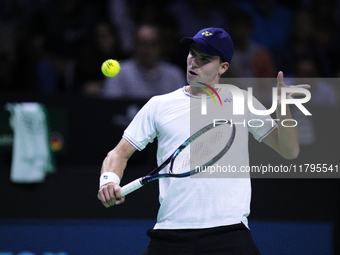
[190,58,198,68]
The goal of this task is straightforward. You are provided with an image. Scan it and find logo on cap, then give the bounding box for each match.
[201,31,213,36]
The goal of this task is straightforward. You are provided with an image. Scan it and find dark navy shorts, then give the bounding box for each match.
[142,223,261,255]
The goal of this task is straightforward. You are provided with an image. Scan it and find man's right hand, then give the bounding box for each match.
[98,182,125,208]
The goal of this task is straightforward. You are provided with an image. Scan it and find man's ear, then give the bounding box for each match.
[219,62,229,75]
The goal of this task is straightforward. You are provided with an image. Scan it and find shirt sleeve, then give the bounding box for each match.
[123,97,158,150]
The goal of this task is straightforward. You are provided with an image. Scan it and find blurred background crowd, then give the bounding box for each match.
[0,0,339,100]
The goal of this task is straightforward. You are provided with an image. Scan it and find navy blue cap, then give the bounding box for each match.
[180,27,234,63]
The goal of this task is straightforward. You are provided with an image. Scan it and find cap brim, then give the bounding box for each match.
[181,37,221,59]
[180,37,194,46]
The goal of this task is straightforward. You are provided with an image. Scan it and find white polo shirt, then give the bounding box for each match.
[123,86,276,229]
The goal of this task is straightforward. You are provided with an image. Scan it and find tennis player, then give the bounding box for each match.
[98,27,310,254]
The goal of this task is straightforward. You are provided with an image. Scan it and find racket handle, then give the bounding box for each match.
[121,178,143,196]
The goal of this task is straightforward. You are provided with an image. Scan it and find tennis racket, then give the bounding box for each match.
[121,120,236,196]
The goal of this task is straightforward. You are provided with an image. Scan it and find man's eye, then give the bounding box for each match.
[201,57,210,63]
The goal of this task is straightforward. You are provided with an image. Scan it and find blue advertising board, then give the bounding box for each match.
[0,219,333,255]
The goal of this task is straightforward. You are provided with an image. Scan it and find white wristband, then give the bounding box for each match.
[99,172,121,189]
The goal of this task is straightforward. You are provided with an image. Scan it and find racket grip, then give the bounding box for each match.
[121,178,143,196]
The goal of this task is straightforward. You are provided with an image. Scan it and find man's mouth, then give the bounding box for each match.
[188,70,198,77]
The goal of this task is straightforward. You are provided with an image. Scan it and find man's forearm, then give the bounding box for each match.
[275,105,300,159]
[101,149,128,179]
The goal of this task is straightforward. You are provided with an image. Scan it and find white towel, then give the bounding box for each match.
[6,102,55,183]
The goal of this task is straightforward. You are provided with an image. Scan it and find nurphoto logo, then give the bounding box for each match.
[201,84,311,115]
[200,84,312,127]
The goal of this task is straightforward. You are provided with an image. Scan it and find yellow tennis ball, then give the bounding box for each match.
[101,59,120,77]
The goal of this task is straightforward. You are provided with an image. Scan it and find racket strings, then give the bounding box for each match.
[172,124,231,174]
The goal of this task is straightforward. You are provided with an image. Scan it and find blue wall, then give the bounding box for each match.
[250,221,333,255]
[0,219,333,255]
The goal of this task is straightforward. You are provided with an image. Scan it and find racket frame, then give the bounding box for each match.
[121,120,236,196]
